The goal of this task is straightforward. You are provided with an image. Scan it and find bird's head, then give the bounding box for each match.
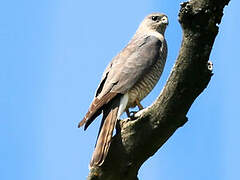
[138,13,168,35]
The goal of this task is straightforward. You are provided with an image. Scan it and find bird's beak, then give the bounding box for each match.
[161,16,169,25]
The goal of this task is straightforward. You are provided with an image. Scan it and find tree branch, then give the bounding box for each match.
[86,0,230,179]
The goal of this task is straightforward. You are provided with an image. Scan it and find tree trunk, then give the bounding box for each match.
[87,0,230,179]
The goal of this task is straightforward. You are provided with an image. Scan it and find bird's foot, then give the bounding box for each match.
[129,111,139,120]
[134,108,149,119]
[126,108,146,120]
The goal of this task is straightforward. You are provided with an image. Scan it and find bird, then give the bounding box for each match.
[78,13,168,167]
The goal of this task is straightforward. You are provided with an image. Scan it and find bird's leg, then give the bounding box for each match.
[126,108,138,120]
[135,99,144,110]
[128,100,147,120]
[126,109,131,118]
[125,99,144,120]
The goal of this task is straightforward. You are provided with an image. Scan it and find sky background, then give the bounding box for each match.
[0,0,239,180]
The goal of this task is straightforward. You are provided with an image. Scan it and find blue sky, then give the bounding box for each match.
[1,0,239,180]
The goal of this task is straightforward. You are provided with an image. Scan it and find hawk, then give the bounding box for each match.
[79,13,168,167]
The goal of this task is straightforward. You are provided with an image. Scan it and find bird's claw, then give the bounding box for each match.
[129,111,138,120]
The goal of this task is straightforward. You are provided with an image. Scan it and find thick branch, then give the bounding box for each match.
[87,0,230,179]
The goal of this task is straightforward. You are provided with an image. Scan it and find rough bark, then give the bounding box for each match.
[86,0,230,179]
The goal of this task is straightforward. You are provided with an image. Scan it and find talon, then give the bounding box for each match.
[130,111,138,116]
[126,109,131,118]
[129,111,138,120]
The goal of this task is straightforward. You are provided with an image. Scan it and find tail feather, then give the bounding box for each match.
[89,97,120,167]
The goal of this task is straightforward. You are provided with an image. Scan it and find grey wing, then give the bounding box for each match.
[109,35,163,94]
[94,38,139,97]
[95,58,116,97]
[95,35,163,97]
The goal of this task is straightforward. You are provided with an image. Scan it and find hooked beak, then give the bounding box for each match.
[161,16,169,25]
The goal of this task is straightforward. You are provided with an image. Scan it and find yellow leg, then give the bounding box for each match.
[135,99,144,110]
[126,109,131,118]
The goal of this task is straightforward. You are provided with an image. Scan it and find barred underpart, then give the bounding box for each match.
[127,40,167,108]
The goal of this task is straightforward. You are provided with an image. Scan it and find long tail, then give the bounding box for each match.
[89,97,120,167]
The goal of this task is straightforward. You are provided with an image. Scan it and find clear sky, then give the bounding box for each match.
[1,0,239,180]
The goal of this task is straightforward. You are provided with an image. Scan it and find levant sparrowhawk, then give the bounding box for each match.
[78,13,168,167]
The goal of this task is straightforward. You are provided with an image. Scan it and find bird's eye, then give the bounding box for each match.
[151,16,158,21]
